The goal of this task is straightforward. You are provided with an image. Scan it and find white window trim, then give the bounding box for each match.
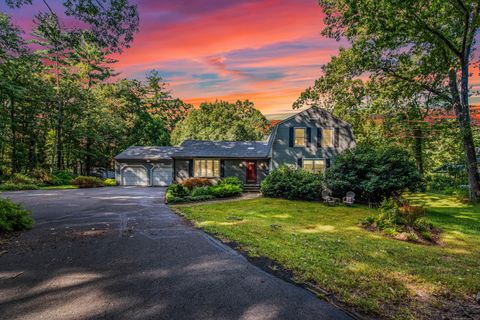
[322,127,335,148]
[293,127,307,147]
[302,158,326,173]
[194,159,220,178]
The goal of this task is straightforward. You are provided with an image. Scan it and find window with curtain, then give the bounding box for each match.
[194,159,220,177]
[294,128,306,146]
[303,159,325,173]
[322,128,334,147]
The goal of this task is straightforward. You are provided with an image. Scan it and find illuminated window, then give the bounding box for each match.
[194,160,220,177]
[294,128,306,146]
[303,159,325,173]
[322,128,334,147]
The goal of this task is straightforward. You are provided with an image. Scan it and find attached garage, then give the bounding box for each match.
[114,146,176,187]
[121,166,149,186]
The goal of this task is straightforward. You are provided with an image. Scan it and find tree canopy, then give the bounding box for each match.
[171,100,272,145]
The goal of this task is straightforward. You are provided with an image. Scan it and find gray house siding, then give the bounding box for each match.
[174,158,269,184]
[271,107,355,169]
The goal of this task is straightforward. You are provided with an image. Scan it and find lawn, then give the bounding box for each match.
[173,194,480,319]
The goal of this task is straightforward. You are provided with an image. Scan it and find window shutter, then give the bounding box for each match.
[334,128,340,148]
[289,127,294,147]
[297,158,303,168]
[220,160,225,178]
[188,160,193,177]
[306,127,312,147]
[317,128,322,147]
[326,158,331,168]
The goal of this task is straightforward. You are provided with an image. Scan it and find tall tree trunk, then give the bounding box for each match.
[412,126,424,176]
[85,136,92,176]
[449,67,480,202]
[28,130,36,172]
[9,97,17,173]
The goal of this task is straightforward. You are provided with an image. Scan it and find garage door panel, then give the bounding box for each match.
[152,166,173,186]
[122,166,148,186]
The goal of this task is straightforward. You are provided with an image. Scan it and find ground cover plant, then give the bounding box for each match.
[0,198,33,233]
[174,194,480,319]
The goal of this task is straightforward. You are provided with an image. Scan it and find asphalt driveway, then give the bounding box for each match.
[0,187,352,320]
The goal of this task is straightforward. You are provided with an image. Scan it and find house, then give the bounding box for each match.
[114,106,356,187]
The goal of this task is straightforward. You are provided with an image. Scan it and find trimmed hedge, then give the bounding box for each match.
[166,180,243,203]
[260,166,323,200]
[71,176,105,188]
[181,178,213,190]
[0,198,33,232]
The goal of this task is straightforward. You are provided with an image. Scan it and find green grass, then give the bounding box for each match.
[38,185,79,190]
[174,194,480,319]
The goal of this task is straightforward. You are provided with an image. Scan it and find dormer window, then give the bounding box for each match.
[294,128,306,147]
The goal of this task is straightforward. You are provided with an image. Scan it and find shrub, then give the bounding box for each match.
[0,183,39,191]
[190,195,216,202]
[261,166,323,200]
[167,184,190,198]
[71,176,104,188]
[191,186,214,197]
[103,178,117,186]
[166,195,189,203]
[325,144,422,204]
[8,173,37,185]
[209,183,243,198]
[53,170,75,185]
[0,198,33,232]
[31,169,53,185]
[218,177,244,188]
[181,178,213,190]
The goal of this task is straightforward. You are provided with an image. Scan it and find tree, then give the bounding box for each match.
[171,100,272,145]
[317,0,480,201]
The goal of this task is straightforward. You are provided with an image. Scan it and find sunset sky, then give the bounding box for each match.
[3,0,479,116]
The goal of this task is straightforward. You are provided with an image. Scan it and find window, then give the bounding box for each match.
[194,159,220,177]
[322,128,334,147]
[303,159,325,173]
[294,128,306,146]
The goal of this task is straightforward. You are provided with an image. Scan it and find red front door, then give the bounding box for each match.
[246,161,257,183]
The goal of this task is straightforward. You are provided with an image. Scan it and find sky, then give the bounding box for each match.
[2,0,343,116]
[3,0,479,116]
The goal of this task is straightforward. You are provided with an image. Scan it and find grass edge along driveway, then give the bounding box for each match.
[173,194,480,320]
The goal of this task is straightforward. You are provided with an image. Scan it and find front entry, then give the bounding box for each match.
[246,161,257,183]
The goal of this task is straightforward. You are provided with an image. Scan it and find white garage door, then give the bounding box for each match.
[121,166,149,186]
[152,165,173,186]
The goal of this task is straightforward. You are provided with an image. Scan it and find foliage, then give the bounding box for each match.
[362,198,433,242]
[0,198,33,232]
[52,170,75,185]
[0,183,39,191]
[171,100,271,145]
[71,176,104,188]
[190,186,214,197]
[315,0,480,201]
[103,178,116,186]
[176,193,480,318]
[7,173,37,185]
[260,166,323,201]
[209,184,243,198]
[218,177,244,188]
[325,145,422,203]
[181,178,213,190]
[166,184,190,202]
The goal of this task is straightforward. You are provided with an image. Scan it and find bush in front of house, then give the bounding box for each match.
[209,183,243,198]
[218,177,244,189]
[0,198,33,232]
[181,178,213,190]
[260,165,323,201]
[71,176,105,188]
[103,178,117,186]
[361,198,437,242]
[325,145,422,204]
[166,179,243,203]
[52,170,75,185]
